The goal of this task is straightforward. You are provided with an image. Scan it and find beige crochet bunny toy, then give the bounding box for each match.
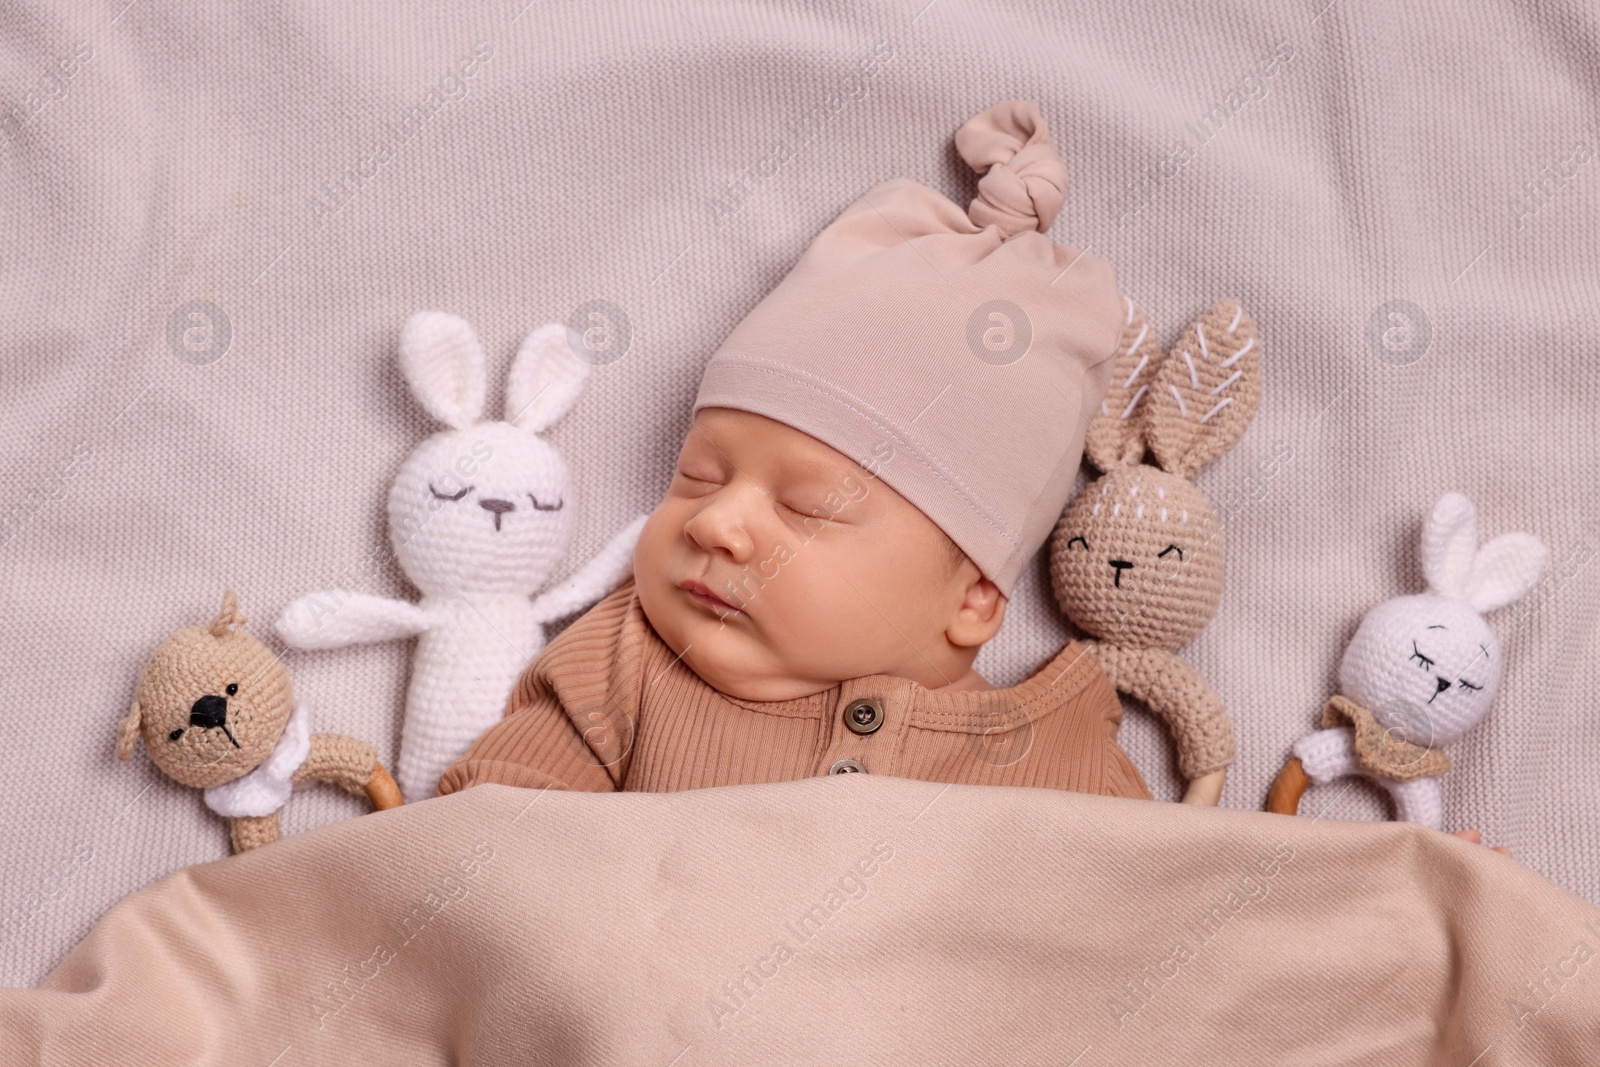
[117,590,403,853]
[1048,297,1262,805]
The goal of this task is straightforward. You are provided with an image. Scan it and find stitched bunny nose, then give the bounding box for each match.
[478,497,515,531]
[1109,559,1134,587]
[1435,676,1451,694]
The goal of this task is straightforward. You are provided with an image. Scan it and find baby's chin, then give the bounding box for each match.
[684,651,842,702]
[638,588,842,702]
[676,626,840,702]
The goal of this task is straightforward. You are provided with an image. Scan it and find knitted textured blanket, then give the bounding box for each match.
[3,774,1596,1064]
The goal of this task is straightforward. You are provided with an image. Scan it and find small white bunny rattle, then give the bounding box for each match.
[1266,491,1547,829]
[276,313,647,803]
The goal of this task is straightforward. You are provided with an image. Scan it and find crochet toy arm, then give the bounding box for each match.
[531,514,648,627]
[274,591,431,650]
[1082,641,1235,799]
[1385,775,1444,829]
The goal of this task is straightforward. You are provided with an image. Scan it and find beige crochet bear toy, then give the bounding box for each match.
[116,589,403,853]
[1048,296,1262,806]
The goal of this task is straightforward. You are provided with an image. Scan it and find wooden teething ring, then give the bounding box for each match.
[1182,767,1227,806]
[1265,756,1310,815]
[364,762,404,811]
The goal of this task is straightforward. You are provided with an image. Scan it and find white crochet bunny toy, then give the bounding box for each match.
[1266,491,1547,829]
[276,312,647,803]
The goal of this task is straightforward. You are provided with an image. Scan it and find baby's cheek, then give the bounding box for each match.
[634,506,678,569]
[771,533,812,575]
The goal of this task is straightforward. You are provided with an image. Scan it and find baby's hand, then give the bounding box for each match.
[1451,827,1513,859]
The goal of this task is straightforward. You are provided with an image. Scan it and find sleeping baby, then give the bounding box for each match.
[433,398,1150,799]
[431,98,1521,858]
[432,100,1154,802]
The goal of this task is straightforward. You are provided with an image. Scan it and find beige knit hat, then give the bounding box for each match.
[693,100,1124,596]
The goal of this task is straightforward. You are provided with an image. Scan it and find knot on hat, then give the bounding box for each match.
[954,100,1068,238]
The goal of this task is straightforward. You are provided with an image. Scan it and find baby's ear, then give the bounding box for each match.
[1145,299,1262,481]
[116,700,142,761]
[1082,296,1162,472]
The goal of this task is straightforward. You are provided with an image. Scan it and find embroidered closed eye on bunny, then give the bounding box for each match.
[1267,492,1548,829]
[275,315,647,803]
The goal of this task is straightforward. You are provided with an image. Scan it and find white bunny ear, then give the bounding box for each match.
[505,322,591,433]
[1420,492,1479,597]
[1463,532,1548,612]
[399,312,487,429]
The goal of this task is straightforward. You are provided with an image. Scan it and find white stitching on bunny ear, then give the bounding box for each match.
[1419,492,1479,598]
[506,322,592,434]
[1144,299,1262,480]
[1084,297,1163,471]
[399,312,488,430]
[1463,532,1549,612]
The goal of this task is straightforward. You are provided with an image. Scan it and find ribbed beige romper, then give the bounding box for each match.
[436,576,1152,801]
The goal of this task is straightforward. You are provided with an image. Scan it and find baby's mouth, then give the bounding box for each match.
[679,579,744,619]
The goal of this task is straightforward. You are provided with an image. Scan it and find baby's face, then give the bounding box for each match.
[634,407,988,701]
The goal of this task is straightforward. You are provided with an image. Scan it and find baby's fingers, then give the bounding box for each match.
[1451,827,1514,858]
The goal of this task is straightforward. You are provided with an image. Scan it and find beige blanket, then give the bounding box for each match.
[4,776,1598,1064]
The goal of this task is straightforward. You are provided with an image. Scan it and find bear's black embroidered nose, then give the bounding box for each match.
[188,694,241,747]
[1435,676,1451,694]
[1109,559,1134,587]
[189,694,228,729]
[478,497,515,531]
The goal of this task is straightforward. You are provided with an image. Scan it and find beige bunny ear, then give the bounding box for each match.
[116,700,142,761]
[1082,296,1164,472]
[1145,299,1262,480]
